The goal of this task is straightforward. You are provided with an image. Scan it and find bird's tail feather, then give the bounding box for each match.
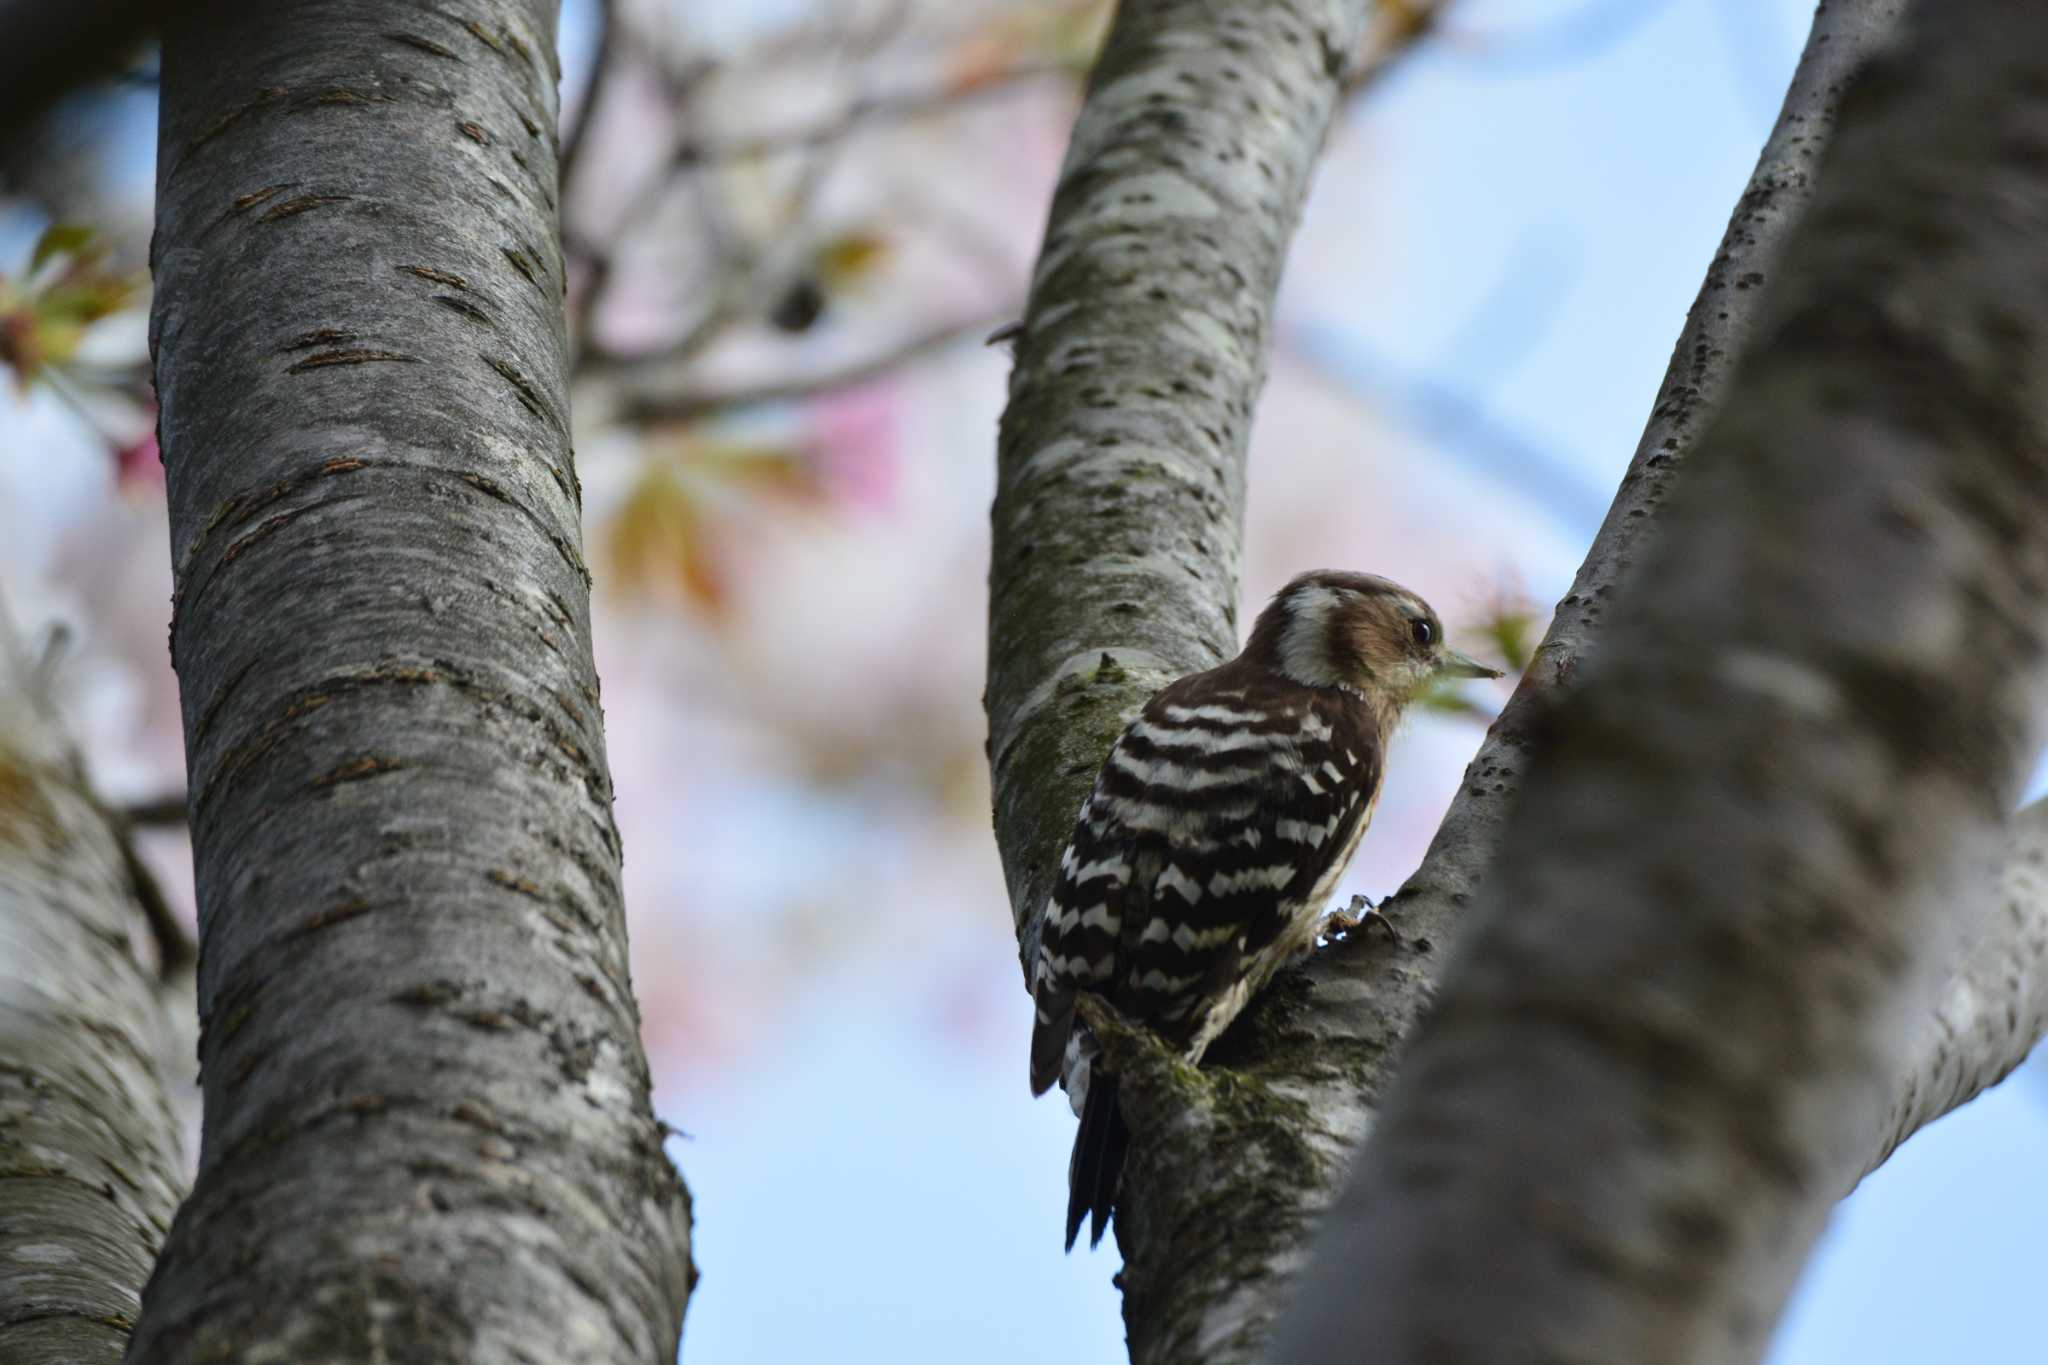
[1065,1073,1127,1251]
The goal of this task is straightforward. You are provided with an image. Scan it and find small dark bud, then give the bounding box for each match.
[770,277,826,333]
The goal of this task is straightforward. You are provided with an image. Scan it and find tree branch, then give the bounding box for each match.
[1269,3,2048,1360]
[571,1,1454,415]
[987,0,1373,985]
[586,312,1007,426]
[1870,798,2048,1178]
[132,2,693,1357]
[673,62,1071,169]
[117,794,189,828]
[0,615,184,1365]
[982,0,1374,1358]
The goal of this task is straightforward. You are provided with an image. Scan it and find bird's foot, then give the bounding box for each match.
[1321,894,1398,946]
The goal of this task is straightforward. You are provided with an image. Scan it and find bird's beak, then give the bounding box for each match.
[1437,648,1504,680]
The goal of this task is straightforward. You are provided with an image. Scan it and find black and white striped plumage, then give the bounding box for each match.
[1029,570,1501,1249]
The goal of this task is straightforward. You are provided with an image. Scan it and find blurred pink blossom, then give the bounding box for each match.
[809,382,901,514]
[114,418,160,489]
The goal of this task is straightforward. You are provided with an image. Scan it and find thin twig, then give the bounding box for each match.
[121,793,190,827]
[109,809,195,975]
[0,597,195,975]
[611,312,1007,424]
[673,63,1068,168]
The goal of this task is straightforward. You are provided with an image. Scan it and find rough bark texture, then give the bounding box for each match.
[0,636,184,1364]
[1268,4,2048,1362]
[1869,798,2048,1177]
[987,0,1372,996]
[134,3,693,1360]
[1375,0,1909,988]
[985,4,1910,1363]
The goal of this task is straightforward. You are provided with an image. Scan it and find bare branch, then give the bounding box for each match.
[571,0,1455,412]
[673,62,1071,169]
[0,609,184,1365]
[119,794,190,827]
[596,312,1009,425]
[986,0,1373,993]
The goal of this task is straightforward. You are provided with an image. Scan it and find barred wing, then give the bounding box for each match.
[1028,670,1379,1094]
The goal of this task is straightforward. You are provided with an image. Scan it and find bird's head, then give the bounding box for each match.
[1242,569,1502,705]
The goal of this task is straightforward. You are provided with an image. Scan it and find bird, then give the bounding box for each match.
[1028,569,1503,1250]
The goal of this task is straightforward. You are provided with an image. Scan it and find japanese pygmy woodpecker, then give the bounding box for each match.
[1029,569,1502,1249]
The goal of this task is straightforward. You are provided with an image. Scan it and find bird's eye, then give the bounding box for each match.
[1410,618,1436,647]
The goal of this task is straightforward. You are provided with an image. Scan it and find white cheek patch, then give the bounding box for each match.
[1277,585,1346,687]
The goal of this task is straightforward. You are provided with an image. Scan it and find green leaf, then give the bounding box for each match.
[30,224,96,272]
[1417,677,1493,721]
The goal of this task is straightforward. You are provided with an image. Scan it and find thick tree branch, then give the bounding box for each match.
[1269,4,2048,1361]
[0,623,184,1365]
[987,0,1373,1001]
[134,3,692,1358]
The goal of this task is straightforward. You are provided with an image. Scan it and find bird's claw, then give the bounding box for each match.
[1321,894,1398,945]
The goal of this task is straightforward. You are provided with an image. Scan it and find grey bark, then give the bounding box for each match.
[982,0,1366,1330]
[0,630,185,1363]
[987,0,1372,998]
[981,15,1384,1352]
[1268,3,2048,1361]
[134,3,692,1360]
[1868,798,2048,1179]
